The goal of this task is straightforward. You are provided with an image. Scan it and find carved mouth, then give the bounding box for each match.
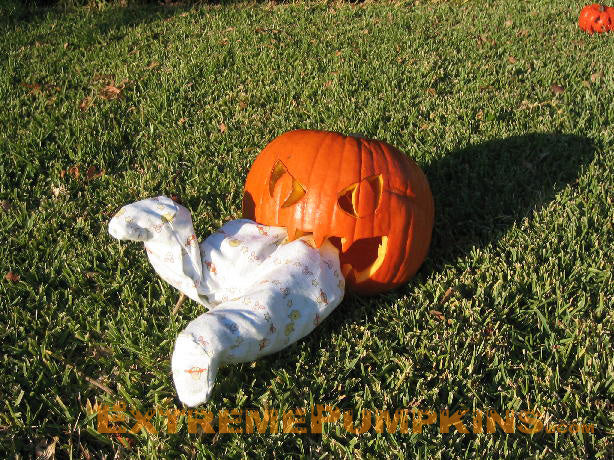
[292,231,387,283]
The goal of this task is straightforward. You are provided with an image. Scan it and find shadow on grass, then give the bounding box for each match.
[0,1,193,30]
[424,132,595,271]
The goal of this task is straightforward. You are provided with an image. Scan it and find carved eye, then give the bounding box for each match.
[337,174,383,218]
[269,160,307,208]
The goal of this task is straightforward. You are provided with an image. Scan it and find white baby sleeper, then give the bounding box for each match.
[108,196,345,406]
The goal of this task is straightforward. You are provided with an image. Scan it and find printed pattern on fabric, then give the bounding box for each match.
[108,196,345,406]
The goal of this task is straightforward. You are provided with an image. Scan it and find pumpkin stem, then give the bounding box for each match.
[599,5,605,12]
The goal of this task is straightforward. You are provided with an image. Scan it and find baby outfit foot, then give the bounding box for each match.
[171,332,220,407]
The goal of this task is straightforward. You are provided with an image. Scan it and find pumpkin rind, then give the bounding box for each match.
[242,129,434,295]
[579,4,614,33]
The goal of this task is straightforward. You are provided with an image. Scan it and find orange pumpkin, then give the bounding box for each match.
[242,130,434,295]
[579,4,614,33]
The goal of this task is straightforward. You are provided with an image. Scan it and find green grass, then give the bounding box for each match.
[0,0,612,457]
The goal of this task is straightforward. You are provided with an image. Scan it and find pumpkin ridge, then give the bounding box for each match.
[354,135,367,248]
[310,132,337,246]
[301,131,325,233]
[243,129,434,294]
[328,133,349,236]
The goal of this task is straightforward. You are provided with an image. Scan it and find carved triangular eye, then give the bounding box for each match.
[269,161,287,197]
[269,160,307,208]
[337,174,383,217]
[337,183,359,217]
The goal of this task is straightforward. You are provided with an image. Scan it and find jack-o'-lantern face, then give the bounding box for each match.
[242,130,434,295]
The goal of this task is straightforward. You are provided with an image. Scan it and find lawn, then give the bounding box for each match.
[0,0,612,457]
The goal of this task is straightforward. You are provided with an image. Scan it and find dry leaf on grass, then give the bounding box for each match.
[99,85,121,99]
[67,165,80,179]
[5,272,20,282]
[60,165,103,181]
[550,84,565,95]
[477,34,496,47]
[79,96,93,111]
[99,79,130,100]
[429,310,446,321]
[219,122,227,133]
[21,82,42,95]
[591,71,604,83]
[86,166,105,180]
[439,287,455,305]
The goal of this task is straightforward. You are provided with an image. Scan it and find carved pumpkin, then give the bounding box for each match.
[242,129,434,295]
[579,4,614,33]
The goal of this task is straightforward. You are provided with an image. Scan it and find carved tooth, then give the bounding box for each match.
[294,228,310,239]
[341,237,353,253]
[312,230,327,248]
[285,223,297,242]
[341,264,353,279]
